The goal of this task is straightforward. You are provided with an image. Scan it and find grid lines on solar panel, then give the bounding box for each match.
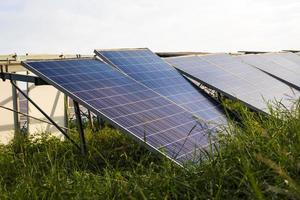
[23,58,219,165]
[166,54,299,113]
[261,53,300,75]
[95,48,226,125]
[280,52,300,66]
[237,53,300,91]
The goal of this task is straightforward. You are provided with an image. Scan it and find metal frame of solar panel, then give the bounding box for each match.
[22,58,220,165]
[94,48,226,125]
[237,53,300,91]
[165,54,299,113]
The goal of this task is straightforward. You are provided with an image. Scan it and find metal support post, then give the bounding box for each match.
[97,115,104,130]
[87,110,94,130]
[73,100,87,155]
[11,80,20,134]
[25,72,29,134]
[64,94,69,133]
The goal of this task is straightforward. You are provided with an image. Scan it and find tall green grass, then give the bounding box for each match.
[0,102,299,199]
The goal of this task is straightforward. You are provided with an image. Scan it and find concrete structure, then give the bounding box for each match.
[27,82,65,138]
[0,81,15,144]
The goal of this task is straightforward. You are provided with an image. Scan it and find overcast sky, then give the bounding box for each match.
[1,0,300,54]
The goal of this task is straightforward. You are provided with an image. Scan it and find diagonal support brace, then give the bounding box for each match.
[73,100,87,156]
[10,80,81,150]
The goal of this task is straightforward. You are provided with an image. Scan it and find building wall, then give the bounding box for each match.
[0,81,15,144]
[28,83,65,139]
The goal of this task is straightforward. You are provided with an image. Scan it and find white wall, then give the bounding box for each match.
[28,83,65,139]
[1,73,66,144]
[0,81,15,144]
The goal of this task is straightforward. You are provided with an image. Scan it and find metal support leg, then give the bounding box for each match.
[11,80,20,134]
[25,76,29,134]
[217,91,221,102]
[97,115,104,130]
[10,80,81,150]
[64,94,69,133]
[73,100,87,155]
[87,110,94,130]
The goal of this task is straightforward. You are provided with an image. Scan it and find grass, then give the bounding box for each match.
[0,102,300,199]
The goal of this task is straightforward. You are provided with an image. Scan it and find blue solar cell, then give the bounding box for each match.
[237,53,300,91]
[23,58,221,165]
[95,48,226,125]
[166,54,300,113]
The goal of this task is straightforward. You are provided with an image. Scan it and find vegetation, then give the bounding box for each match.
[0,102,299,199]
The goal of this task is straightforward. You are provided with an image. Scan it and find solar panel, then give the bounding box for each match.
[237,53,300,90]
[279,52,300,66]
[262,53,300,73]
[94,48,226,125]
[165,54,299,113]
[22,58,220,165]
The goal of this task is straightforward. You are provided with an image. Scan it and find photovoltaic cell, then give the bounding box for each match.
[22,58,220,165]
[166,54,299,113]
[94,48,226,125]
[237,53,300,90]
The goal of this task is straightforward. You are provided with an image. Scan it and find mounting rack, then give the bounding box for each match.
[0,64,91,156]
[1,72,48,85]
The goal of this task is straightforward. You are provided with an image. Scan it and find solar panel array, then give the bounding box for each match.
[23,58,220,165]
[279,52,300,66]
[237,53,300,90]
[261,53,300,74]
[166,54,299,113]
[95,48,226,125]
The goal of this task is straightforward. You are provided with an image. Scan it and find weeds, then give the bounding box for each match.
[0,102,299,199]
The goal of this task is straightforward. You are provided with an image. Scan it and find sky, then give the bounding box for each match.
[1,0,300,54]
